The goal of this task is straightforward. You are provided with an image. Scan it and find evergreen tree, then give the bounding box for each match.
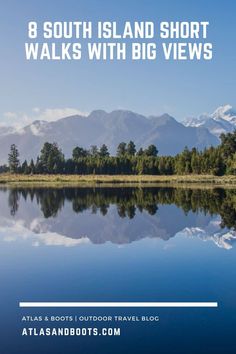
[99,144,110,157]
[145,144,158,156]
[35,156,43,174]
[117,142,127,156]
[137,147,144,156]
[90,145,99,157]
[220,131,236,159]
[29,159,35,174]
[39,142,64,174]
[72,146,88,159]
[5,130,236,176]
[8,144,20,173]
[226,153,236,174]
[0,165,8,173]
[21,160,28,174]
[127,141,136,156]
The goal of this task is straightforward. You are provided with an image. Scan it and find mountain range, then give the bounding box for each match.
[184,104,236,137]
[0,105,235,164]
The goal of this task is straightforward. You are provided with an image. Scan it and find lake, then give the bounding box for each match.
[0,186,236,354]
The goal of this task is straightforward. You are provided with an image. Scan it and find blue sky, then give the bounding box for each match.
[0,0,235,126]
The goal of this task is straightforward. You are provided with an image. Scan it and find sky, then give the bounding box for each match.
[0,0,235,127]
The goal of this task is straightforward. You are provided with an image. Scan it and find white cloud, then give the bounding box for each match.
[32,107,40,113]
[2,107,88,129]
[36,108,87,122]
[0,217,91,247]
[3,111,17,119]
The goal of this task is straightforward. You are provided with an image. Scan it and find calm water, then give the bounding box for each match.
[0,186,236,354]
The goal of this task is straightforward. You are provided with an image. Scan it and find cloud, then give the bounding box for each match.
[35,108,87,122]
[2,107,88,129]
[32,107,40,113]
[3,111,18,119]
[0,217,91,247]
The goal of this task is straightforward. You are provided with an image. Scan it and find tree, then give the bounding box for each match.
[39,142,64,174]
[220,131,236,159]
[145,144,158,157]
[90,145,99,157]
[72,146,88,160]
[29,159,35,174]
[137,147,144,156]
[21,160,28,174]
[35,156,43,174]
[0,164,8,173]
[99,144,110,157]
[191,153,201,174]
[117,142,127,156]
[7,132,236,177]
[8,144,20,173]
[175,146,192,174]
[127,141,136,156]
[226,153,236,175]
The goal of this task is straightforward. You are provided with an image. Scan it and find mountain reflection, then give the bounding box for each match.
[1,186,236,248]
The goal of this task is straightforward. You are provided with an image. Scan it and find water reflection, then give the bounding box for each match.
[0,186,236,249]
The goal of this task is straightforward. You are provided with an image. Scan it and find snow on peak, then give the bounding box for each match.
[181,225,236,250]
[183,104,236,137]
[185,105,236,125]
[211,104,236,123]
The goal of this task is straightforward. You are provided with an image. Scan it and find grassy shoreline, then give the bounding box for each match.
[0,173,236,186]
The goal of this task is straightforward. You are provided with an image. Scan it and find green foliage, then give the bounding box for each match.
[117,142,126,156]
[39,142,64,174]
[144,144,158,156]
[4,130,236,176]
[8,144,20,173]
[0,164,8,173]
[137,147,144,156]
[99,144,109,157]
[226,153,236,174]
[220,131,236,159]
[126,141,136,156]
[7,187,236,230]
[90,145,99,157]
[72,146,88,159]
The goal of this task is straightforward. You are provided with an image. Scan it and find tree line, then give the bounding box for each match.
[5,130,236,175]
[5,186,236,230]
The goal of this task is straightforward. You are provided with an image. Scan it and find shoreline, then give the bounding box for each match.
[0,174,236,187]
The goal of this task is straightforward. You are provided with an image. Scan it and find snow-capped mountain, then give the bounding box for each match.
[212,105,236,124]
[0,110,218,164]
[184,104,236,137]
[180,216,236,250]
